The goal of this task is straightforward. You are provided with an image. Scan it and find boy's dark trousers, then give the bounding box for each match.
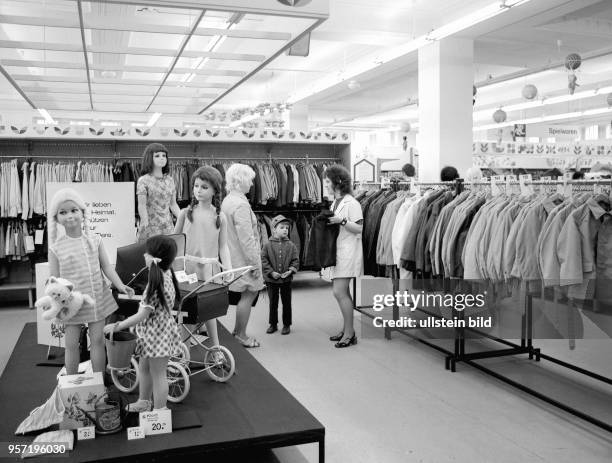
[267,281,292,326]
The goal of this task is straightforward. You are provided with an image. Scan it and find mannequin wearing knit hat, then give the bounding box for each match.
[48,188,134,376]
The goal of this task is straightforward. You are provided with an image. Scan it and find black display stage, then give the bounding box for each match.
[0,323,325,462]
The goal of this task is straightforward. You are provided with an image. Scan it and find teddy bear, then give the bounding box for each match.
[36,277,95,322]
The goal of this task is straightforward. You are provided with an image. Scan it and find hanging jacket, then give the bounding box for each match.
[306,210,339,269]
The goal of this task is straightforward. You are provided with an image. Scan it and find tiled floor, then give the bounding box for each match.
[2,274,612,463]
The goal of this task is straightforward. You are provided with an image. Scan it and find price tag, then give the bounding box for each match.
[519,174,534,196]
[380,177,391,190]
[490,175,504,196]
[78,426,96,440]
[140,409,172,436]
[127,426,145,440]
[35,229,44,245]
[519,174,532,182]
[24,235,35,253]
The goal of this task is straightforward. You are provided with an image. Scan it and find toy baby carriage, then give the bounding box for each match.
[109,235,254,402]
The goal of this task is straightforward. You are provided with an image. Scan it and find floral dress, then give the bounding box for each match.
[136,174,176,242]
[135,270,181,358]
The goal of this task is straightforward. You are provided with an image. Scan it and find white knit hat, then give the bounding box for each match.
[48,188,91,245]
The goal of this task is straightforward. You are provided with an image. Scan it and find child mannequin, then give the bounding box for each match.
[174,166,232,346]
[47,188,133,376]
[104,235,182,412]
[261,215,299,335]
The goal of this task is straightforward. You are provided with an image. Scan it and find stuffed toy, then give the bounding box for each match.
[36,277,95,322]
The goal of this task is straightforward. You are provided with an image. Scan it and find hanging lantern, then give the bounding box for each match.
[607,93,612,107]
[565,53,582,71]
[400,122,411,133]
[522,84,538,100]
[493,109,507,123]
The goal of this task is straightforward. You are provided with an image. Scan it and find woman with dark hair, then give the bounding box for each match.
[136,143,180,242]
[324,164,363,348]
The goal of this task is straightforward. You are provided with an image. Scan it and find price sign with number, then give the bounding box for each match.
[127,426,145,440]
[78,426,95,440]
[140,409,172,436]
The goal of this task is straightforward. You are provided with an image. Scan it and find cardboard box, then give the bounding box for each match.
[58,372,105,430]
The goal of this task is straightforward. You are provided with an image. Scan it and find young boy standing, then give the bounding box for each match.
[261,215,299,335]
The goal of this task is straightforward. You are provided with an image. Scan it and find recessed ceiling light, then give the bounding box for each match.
[101,70,117,78]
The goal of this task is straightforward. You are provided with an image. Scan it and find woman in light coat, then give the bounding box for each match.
[221,164,264,348]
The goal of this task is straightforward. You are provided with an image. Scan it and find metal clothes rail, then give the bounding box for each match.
[0,154,339,162]
[352,177,612,433]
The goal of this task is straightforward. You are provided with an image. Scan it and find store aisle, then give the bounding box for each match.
[0,306,36,374]
[219,273,612,463]
[2,276,611,463]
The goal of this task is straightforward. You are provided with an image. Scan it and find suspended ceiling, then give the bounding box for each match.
[0,0,321,118]
[1,0,612,131]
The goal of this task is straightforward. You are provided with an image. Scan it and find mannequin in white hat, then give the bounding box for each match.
[48,187,134,376]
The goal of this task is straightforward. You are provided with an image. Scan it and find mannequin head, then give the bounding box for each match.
[141,143,169,175]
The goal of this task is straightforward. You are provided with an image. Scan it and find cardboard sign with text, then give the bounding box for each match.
[46,182,135,264]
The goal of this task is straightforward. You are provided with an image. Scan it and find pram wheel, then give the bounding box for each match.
[110,357,140,393]
[204,346,235,382]
[167,361,190,403]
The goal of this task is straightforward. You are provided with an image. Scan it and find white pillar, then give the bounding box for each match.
[417,37,473,182]
[286,103,309,132]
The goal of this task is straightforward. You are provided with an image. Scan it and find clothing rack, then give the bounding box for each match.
[0,154,338,162]
[253,209,324,214]
[352,178,612,433]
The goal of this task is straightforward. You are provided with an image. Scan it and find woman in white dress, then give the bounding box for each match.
[324,164,363,348]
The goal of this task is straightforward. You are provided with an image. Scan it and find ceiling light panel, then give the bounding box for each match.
[126,32,186,49]
[0,23,82,43]
[0,1,327,115]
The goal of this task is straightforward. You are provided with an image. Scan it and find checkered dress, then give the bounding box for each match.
[135,270,181,358]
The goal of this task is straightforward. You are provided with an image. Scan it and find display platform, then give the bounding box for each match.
[0,323,325,462]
